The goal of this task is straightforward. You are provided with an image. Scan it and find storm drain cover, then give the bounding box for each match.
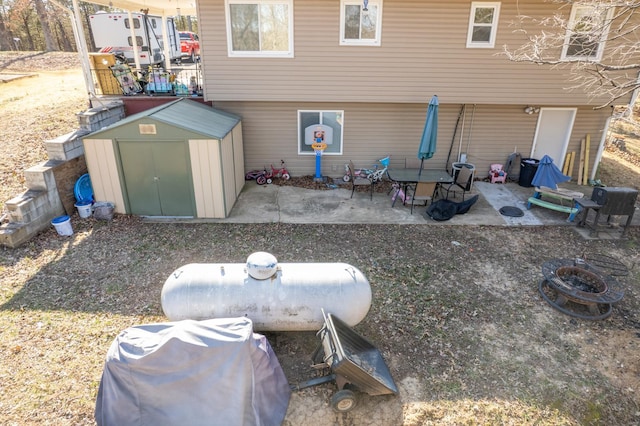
[499,206,524,217]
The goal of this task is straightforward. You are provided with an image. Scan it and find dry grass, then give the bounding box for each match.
[1,52,640,425]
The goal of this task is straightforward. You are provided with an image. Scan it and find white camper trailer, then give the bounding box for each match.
[89,12,180,67]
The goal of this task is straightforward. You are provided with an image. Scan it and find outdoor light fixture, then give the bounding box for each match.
[524,106,540,115]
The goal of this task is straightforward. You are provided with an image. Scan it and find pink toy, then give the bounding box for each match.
[489,163,507,184]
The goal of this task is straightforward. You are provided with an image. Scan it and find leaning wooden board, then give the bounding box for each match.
[568,151,575,180]
[583,134,590,184]
[577,138,586,185]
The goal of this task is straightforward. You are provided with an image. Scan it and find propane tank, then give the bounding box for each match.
[161,252,372,331]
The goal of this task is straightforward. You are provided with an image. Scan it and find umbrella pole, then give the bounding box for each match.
[419,159,424,176]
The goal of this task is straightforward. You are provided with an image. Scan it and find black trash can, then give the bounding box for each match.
[518,158,539,187]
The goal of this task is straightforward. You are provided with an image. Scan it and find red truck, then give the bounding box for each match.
[179,31,200,62]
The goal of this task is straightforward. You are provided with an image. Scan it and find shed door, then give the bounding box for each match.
[118,140,195,216]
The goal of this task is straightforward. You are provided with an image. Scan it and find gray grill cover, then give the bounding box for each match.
[95,318,290,426]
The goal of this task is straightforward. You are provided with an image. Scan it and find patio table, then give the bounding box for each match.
[387,168,453,207]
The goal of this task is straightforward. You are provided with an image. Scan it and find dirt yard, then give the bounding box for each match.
[1,52,640,425]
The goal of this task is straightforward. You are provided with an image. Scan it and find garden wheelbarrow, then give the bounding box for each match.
[291,311,398,412]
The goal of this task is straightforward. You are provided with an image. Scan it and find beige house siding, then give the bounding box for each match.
[214,101,609,181]
[83,138,126,214]
[198,0,629,107]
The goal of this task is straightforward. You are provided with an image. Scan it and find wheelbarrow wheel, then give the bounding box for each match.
[330,389,357,412]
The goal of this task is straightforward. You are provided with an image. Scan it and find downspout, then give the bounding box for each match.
[464,104,476,162]
[592,115,612,182]
[456,105,467,163]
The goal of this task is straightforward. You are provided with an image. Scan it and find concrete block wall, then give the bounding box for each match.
[1,167,65,247]
[45,130,90,162]
[0,101,126,248]
[77,100,125,132]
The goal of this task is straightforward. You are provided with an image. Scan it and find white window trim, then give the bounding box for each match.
[561,4,614,62]
[225,0,294,58]
[339,0,383,46]
[466,2,501,49]
[298,110,344,156]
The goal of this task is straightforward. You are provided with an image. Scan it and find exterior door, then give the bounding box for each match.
[118,140,195,216]
[531,108,577,166]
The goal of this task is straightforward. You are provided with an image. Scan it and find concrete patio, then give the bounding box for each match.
[185,179,639,240]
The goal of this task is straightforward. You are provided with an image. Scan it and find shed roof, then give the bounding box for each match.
[88,99,241,140]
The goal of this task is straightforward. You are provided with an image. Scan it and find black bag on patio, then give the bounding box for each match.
[425,195,479,221]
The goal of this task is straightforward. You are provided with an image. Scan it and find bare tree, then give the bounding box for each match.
[503,0,640,109]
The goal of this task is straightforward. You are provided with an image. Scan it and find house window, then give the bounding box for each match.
[562,5,613,61]
[226,0,294,57]
[340,0,383,46]
[298,111,344,155]
[466,2,500,48]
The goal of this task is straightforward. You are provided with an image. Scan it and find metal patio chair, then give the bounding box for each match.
[441,166,473,201]
[348,160,374,200]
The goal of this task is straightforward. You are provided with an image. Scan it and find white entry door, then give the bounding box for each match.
[531,108,577,165]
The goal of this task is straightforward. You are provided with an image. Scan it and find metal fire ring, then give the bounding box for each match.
[539,258,624,320]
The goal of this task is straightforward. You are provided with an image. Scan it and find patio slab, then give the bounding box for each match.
[146,177,637,238]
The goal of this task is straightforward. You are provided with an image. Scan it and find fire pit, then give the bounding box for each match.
[539,258,625,320]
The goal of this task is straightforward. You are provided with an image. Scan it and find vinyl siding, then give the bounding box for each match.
[213,101,610,179]
[198,0,631,106]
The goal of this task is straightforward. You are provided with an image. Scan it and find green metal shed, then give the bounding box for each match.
[83,98,244,218]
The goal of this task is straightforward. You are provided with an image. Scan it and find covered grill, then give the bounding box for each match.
[575,187,638,237]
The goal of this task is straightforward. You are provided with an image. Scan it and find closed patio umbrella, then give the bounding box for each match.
[531,154,571,189]
[418,95,439,176]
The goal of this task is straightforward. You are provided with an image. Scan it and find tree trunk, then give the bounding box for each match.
[34,0,58,51]
[55,17,73,51]
[0,11,14,51]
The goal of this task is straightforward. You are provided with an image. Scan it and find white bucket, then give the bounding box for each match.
[75,201,92,218]
[51,215,73,236]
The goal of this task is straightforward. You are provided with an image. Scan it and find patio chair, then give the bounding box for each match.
[440,166,473,201]
[348,160,374,200]
[407,182,436,214]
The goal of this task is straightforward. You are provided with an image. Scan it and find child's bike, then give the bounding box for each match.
[265,160,291,184]
[343,156,390,183]
[245,169,268,185]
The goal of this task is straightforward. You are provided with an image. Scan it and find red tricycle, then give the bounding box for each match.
[265,160,291,184]
[245,160,291,185]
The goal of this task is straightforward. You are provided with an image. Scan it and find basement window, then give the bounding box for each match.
[298,110,344,155]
